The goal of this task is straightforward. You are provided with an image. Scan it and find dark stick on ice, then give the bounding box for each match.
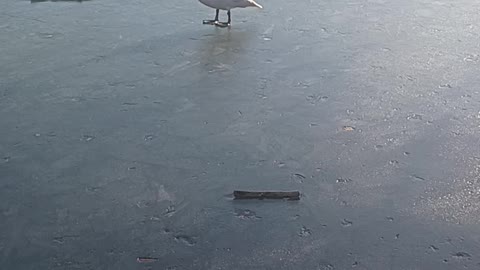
[233,190,300,200]
[137,257,159,263]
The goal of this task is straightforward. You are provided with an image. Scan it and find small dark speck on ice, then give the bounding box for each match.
[144,134,155,141]
[85,186,100,194]
[164,205,175,217]
[298,226,312,237]
[406,113,423,120]
[342,126,355,131]
[389,160,399,165]
[294,173,306,179]
[341,219,353,227]
[276,161,286,168]
[410,175,426,181]
[452,252,471,259]
[336,178,352,183]
[292,173,307,183]
[82,135,95,142]
[234,209,261,220]
[290,214,300,221]
[318,263,335,270]
[174,235,196,246]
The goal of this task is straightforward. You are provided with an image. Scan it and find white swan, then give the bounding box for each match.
[198,0,263,27]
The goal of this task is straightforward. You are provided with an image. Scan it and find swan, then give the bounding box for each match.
[198,0,263,27]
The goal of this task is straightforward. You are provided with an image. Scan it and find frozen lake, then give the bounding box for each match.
[1,0,480,269]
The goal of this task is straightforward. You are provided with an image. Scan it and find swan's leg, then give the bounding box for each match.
[215,10,231,27]
[203,9,219,25]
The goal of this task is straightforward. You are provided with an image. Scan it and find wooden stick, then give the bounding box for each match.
[233,190,300,200]
[136,257,159,263]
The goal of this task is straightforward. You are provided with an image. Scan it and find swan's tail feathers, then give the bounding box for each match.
[249,0,263,8]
